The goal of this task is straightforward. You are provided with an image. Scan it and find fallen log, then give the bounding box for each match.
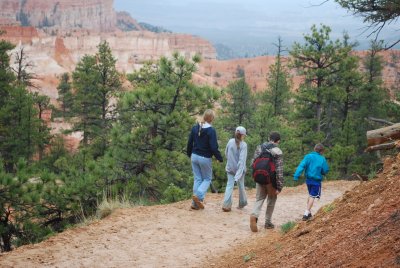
[366,117,394,126]
[365,141,396,152]
[367,123,400,146]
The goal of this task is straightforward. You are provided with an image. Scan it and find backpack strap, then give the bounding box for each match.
[260,143,276,156]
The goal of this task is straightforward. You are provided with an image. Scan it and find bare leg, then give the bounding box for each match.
[307,197,315,212]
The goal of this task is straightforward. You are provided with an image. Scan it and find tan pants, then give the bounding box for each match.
[251,183,277,224]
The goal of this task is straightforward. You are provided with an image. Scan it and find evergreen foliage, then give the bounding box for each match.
[110,52,220,200]
[57,73,73,118]
[0,23,398,252]
[335,0,400,48]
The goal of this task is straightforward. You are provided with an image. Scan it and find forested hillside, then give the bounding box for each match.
[1,21,399,252]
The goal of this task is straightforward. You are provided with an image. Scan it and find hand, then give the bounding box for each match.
[275,190,280,195]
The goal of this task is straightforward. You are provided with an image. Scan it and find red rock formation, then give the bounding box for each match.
[0,25,38,43]
[0,0,116,32]
[197,56,302,92]
[198,50,400,94]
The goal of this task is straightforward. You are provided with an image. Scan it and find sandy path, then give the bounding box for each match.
[0,181,359,268]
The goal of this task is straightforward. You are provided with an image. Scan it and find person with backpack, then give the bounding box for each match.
[249,131,284,232]
[221,126,248,212]
[293,143,329,221]
[187,109,223,210]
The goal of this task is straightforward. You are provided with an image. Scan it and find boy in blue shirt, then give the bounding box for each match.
[293,143,329,220]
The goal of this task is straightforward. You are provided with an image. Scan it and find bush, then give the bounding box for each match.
[280,221,296,234]
[161,183,190,204]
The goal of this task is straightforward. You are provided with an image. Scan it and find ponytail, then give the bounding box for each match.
[198,109,215,137]
[235,131,241,149]
[198,122,203,136]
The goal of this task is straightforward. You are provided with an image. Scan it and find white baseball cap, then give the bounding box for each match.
[235,126,247,136]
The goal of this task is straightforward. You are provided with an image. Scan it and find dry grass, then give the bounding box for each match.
[96,196,134,219]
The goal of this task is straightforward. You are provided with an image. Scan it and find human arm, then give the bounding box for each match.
[321,158,329,176]
[209,128,223,162]
[274,153,284,192]
[293,155,308,181]
[234,142,247,182]
[186,127,194,157]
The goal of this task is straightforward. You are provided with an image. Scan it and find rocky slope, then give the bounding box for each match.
[209,154,400,267]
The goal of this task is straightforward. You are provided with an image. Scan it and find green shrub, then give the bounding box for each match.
[243,252,256,262]
[161,183,190,204]
[280,221,296,234]
[323,203,335,213]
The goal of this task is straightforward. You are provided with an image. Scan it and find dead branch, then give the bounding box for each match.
[366,117,394,126]
[365,141,397,152]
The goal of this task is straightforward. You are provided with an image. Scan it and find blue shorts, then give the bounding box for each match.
[307,184,321,199]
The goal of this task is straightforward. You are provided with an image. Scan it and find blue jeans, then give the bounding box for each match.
[191,153,213,201]
[222,173,247,209]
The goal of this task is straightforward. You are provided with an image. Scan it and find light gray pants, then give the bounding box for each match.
[251,183,277,224]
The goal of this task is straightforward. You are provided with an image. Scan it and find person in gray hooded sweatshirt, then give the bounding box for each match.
[222,126,248,212]
[250,131,284,232]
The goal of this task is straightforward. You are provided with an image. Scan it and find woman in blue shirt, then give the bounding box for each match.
[187,109,223,210]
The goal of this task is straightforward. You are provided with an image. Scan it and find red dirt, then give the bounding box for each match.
[209,154,400,268]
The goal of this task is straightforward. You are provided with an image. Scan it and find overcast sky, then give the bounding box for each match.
[114,0,399,55]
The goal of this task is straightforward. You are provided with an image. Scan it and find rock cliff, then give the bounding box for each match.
[0,0,116,32]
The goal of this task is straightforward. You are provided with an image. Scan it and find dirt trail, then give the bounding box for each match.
[0,181,358,268]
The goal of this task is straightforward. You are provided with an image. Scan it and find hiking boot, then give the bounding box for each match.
[237,203,247,209]
[222,207,231,212]
[191,204,199,210]
[264,222,275,229]
[192,195,204,209]
[250,215,258,232]
[302,213,312,221]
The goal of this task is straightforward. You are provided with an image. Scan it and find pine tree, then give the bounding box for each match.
[94,41,121,156]
[71,42,121,158]
[110,53,219,200]
[0,159,43,251]
[290,24,352,145]
[327,45,363,176]
[266,37,291,116]
[219,78,254,133]
[71,55,101,148]
[0,39,49,170]
[57,73,73,118]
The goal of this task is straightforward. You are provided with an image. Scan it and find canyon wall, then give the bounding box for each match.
[0,25,216,102]
[0,0,116,32]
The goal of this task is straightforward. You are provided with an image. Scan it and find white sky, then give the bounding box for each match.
[114,0,399,54]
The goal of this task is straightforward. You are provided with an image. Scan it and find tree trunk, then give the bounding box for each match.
[367,123,400,146]
[365,141,397,152]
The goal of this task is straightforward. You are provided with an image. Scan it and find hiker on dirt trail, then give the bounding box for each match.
[293,143,329,221]
[250,131,284,232]
[221,126,248,212]
[187,109,223,210]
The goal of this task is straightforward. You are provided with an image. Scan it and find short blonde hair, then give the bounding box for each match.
[203,109,215,123]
